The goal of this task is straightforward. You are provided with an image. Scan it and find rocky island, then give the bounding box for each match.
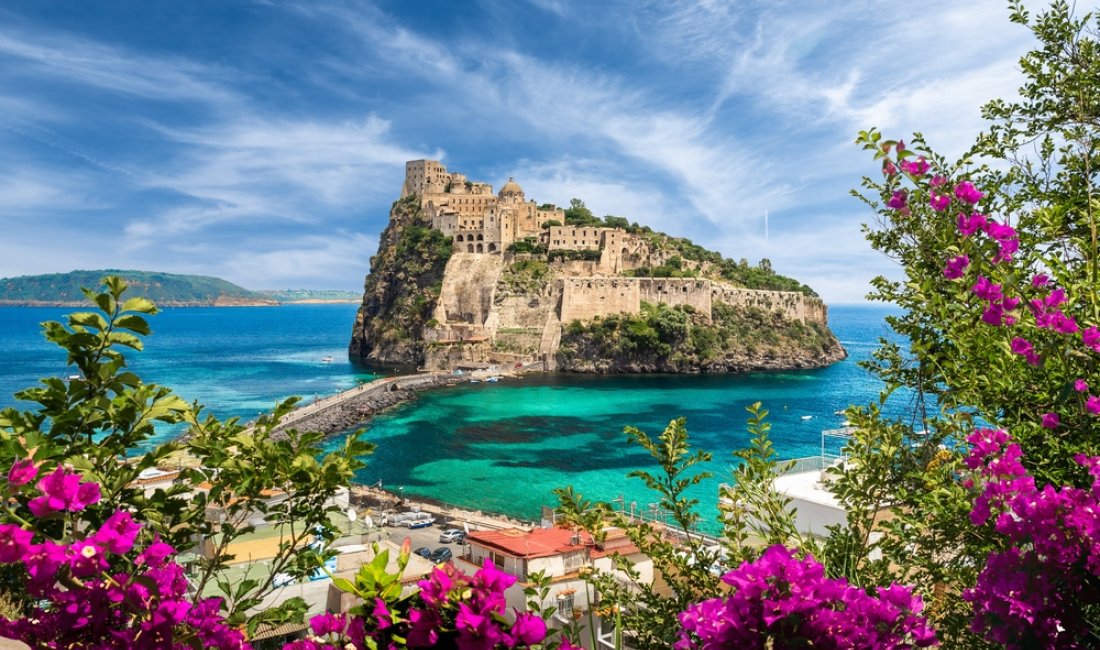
[349,160,846,373]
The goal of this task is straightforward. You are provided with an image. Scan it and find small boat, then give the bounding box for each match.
[485,376,501,383]
[321,356,334,363]
[801,415,813,421]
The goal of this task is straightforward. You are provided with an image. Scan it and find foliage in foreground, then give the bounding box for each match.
[0,277,372,634]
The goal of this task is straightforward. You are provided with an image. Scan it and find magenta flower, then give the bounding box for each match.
[900,156,929,176]
[954,181,984,204]
[1088,396,1100,415]
[92,510,142,554]
[27,466,101,517]
[1075,379,1090,392]
[882,160,897,175]
[972,276,1003,302]
[309,612,346,637]
[509,612,547,646]
[1083,327,1100,353]
[930,174,947,188]
[7,459,37,487]
[957,212,987,236]
[943,255,970,279]
[1010,337,1034,356]
[1040,412,1060,429]
[0,524,34,563]
[886,190,908,210]
[1032,274,1050,287]
[929,192,951,211]
[897,139,906,151]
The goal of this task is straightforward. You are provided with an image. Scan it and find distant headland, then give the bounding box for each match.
[349,160,846,373]
[0,270,360,307]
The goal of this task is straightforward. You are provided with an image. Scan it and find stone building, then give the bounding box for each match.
[402,160,565,254]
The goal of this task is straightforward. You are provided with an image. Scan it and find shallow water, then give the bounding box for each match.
[0,302,904,532]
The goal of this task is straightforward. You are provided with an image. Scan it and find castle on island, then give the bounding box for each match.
[401,160,661,274]
[390,160,830,371]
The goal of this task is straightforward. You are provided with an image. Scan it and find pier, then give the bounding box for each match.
[268,372,462,438]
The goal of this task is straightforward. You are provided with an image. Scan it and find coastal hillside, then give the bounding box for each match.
[0,270,278,307]
[349,160,846,372]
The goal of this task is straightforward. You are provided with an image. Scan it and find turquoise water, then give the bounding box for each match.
[0,303,902,532]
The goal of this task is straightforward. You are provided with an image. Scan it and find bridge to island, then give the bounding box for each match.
[266,362,545,437]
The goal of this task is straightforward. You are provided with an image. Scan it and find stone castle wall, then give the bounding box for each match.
[559,277,827,326]
[710,286,828,325]
[560,278,641,323]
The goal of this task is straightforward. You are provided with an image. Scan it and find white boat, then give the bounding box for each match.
[321,356,334,363]
[801,415,813,421]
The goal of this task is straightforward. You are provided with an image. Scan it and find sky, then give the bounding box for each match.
[0,1,1046,303]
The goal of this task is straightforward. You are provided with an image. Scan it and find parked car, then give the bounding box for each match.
[414,547,432,559]
[429,547,453,563]
[439,529,466,544]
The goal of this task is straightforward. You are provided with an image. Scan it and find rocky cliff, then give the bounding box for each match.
[348,195,452,366]
[350,200,846,373]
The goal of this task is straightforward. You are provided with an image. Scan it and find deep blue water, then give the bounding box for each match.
[0,303,903,531]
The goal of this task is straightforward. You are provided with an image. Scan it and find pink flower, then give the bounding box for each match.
[1075,379,1090,392]
[897,139,906,151]
[0,524,34,563]
[958,212,987,236]
[7,459,37,487]
[509,612,547,645]
[943,255,970,279]
[954,181,984,204]
[930,174,948,188]
[887,191,908,210]
[900,156,930,176]
[93,511,142,554]
[28,466,101,517]
[929,192,951,211]
[972,277,1003,302]
[1032,274,1050,287]
[883,160,897,175]
[1041,413,1060,429]
[1083,327,1100,353]
[1010,337,1034,357]
[1088,395,1100,415]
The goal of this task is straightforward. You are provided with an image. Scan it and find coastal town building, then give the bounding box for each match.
[465,525,652,646]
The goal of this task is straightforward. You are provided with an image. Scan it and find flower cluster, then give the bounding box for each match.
[0,459,249,650]
[288,559,546,650]
[962,429,1100,649]
[884,142,1100,428]
[675,545,937,649]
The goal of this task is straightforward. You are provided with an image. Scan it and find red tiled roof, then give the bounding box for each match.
[466,527,592,559]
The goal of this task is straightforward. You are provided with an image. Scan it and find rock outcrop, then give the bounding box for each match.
[349,165,846,373]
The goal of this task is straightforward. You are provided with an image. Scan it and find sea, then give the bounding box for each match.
[0,303,906,533]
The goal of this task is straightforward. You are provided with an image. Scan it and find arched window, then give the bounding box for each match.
[477,234,484,241]
[488,243,497,253]
[467,244,474,253]
[476,243,484,253]
[456,234,464,242]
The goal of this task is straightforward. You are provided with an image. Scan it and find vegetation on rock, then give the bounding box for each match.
[348,195,453,366]
[557,301,842,372]
[0,270,277,306]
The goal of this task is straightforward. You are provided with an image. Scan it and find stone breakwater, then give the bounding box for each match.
[269,373,463,439]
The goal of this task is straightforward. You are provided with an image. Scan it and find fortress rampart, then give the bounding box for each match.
[560,277,827,326]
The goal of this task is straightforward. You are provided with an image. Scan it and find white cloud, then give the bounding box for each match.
[222,232,377,289]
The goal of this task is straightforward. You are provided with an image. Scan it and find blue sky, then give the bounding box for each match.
[0,1,1042,302]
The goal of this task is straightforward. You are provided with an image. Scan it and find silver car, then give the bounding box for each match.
[439,528,466,544]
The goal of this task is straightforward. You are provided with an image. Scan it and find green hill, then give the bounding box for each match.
[0,270,278,307]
